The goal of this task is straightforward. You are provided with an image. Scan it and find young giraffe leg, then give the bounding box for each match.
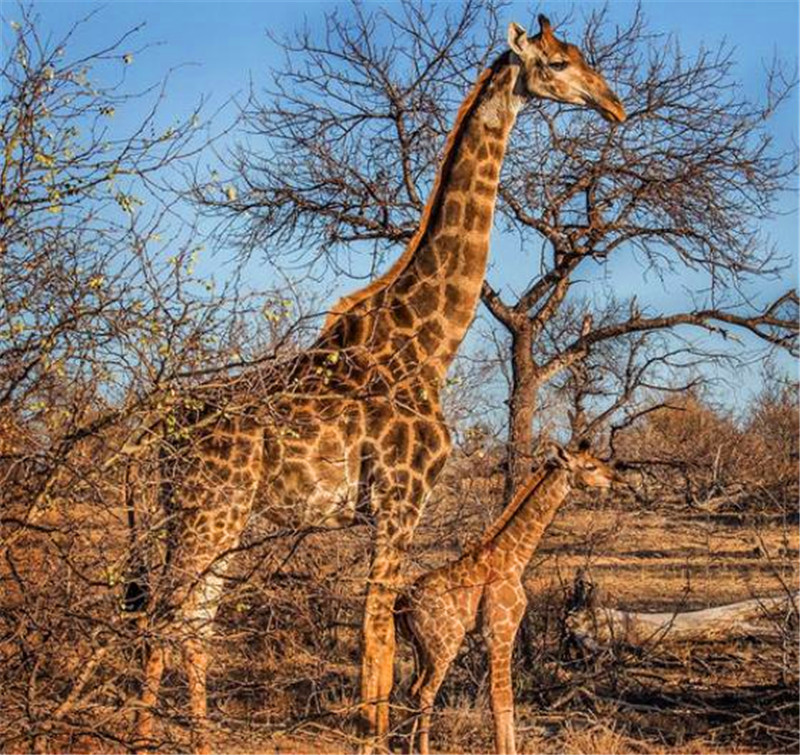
[483,587,526,755]
[403,629,429,752]
[414,647,459,755]
[486,640,516,755]
[406,610,464,755]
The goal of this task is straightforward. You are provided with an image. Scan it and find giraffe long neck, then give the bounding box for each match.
[490,466,571,573]
[384,60,521,378]
[319,56,523,383]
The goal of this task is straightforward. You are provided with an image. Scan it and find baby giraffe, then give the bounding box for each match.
[396,441,618,754]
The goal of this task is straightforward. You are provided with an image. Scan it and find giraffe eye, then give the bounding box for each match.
[549,60,568,71]
[585,464,597,471]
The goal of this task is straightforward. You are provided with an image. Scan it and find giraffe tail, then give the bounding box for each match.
[395,593,428,698]
[123,571,149,614]
[122,457,150,615]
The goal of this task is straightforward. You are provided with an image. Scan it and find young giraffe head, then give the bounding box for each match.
[508,15,626,123]
[547,439,619,490]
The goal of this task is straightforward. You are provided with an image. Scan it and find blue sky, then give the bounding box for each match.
[4,0,799,408]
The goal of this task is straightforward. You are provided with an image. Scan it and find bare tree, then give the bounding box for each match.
[3,3,796,751]
[0,7,295,749]
[196,0,798,497]
[540,303,710,444]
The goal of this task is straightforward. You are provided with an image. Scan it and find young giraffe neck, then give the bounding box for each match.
[489,465,571,572]
[478,461,548,547]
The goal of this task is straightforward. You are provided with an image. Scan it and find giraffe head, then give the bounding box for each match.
[547,439,619,490]
[507,15,626,123]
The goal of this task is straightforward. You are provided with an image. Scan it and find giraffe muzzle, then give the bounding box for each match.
[597,93,626,123]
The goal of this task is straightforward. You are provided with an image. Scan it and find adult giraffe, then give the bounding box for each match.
[132,16,625,753]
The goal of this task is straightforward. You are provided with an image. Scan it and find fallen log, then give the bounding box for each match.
[567,592,799,649]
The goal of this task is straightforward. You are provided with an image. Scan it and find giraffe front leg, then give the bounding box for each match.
[360,547,402,752]
[183,635,210,755]
[483,589,526,755]
[360,485,424,752]
[413,645,459,755]
[360,417,448,749]
[376,592,397,740]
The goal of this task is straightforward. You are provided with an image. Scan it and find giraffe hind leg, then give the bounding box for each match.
[409,665,427,700]
[395,604,429,753]
[177,563,230,755]
[407,627,430,700]
[134,642,165,752]
[413,630,463,755]
[407,659,432,754]
[415,662,450,755]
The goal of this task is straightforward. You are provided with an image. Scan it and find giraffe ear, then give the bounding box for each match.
[507,22,528,55]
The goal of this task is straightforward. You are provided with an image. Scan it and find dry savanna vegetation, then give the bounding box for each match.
[1,2,798,754]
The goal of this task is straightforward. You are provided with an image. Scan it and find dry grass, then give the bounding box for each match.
[388,482,797,754]
[529,499,798,608]
[3,469,796,754]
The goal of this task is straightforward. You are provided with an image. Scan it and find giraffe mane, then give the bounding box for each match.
[320,61,501,332]
[478,460,552,547]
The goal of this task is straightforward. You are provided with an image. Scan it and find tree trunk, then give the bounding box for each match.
[504,324,538,503]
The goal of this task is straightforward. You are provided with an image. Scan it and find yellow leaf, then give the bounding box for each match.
[34,152,55,167]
